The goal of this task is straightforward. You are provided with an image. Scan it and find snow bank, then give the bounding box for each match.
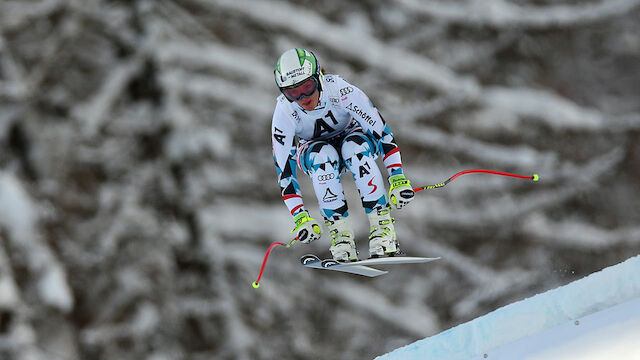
[377,255,640,360]
[468,297,640,360]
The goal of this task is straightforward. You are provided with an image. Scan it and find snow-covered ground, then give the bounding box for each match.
[470,298,640,360]
[378,255,640,360]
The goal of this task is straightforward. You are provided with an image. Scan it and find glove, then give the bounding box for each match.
[388,174,415,209]
[291,211,322,244]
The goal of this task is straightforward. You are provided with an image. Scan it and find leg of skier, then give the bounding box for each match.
[341,131,398,258]
[299,141,357,262]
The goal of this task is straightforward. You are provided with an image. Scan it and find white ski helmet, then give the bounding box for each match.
[274,48,324,100]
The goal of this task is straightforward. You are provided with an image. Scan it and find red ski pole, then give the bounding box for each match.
[413,169,538,192]
[252,237,297,289]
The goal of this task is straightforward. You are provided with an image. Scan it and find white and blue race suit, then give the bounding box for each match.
[271,74,405,220]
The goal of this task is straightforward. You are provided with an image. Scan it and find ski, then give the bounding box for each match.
[300,254,388,277]
[330,256,441,267]
[300,254,441,277]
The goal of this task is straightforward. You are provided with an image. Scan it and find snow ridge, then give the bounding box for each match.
[377,255,640,360]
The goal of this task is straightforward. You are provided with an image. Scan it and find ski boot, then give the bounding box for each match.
[368,207,399,258]
[326,217,358,262]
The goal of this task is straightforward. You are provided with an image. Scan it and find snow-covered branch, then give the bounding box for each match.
[73,58,144,136]
[0,173,73,313]
[522,213,640,250]
[208,0,479,97]
[395,0,640,29]
[398,124,558,169]
[482,87,640,132]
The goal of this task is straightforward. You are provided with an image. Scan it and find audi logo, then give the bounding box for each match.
[317,173,335,181]
[339,86,354,97]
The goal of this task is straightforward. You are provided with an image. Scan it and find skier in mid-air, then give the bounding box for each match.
[271,48,415,262]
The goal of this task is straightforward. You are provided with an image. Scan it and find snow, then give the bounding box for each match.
[213,0,479,96]
[469,298,640,360]
[0,172,38,241]
[37,266,74,313]
[74,58,144,136]
[482,87,604,131]
[377,255,640,360]
[0,246,19,308]
[395,0,640,29]
[0,172,74,313]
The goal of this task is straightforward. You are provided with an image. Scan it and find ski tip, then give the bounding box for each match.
[532,173,540,182]
[252,282,260,289]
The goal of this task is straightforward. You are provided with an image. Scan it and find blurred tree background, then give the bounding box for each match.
[0,0,639,359]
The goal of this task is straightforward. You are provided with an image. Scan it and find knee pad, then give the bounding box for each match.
[341,133,387,212]
[301,141,341,176]
[341,133,377,170]
[302,142,349,219]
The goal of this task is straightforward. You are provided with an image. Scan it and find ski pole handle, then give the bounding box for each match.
[413,169,539,192]
[252,237,297,289]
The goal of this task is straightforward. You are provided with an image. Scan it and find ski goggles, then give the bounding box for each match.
[281,77,318,102]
